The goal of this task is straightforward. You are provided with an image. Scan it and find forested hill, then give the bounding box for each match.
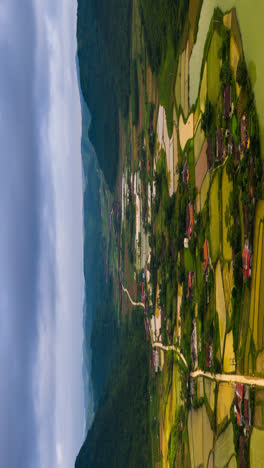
[75,309,151,468]
[77,0,132,191]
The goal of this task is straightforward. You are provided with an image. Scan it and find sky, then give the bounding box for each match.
[0,0,86,467]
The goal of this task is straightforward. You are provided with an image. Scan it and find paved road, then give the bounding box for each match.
[191,369,264,387]
[153,342,188,367]
[122,283,264,387]
[121,283,145,308]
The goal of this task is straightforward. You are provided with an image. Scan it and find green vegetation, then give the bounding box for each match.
[77,0,132,190]
[75,309,151,468]
[209,174,220,262]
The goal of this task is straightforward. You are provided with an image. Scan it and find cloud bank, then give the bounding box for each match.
[0,1,85,467]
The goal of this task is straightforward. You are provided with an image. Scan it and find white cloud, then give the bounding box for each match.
[33,1,86,467]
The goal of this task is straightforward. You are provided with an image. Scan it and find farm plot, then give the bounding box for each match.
[207,31,222,105]
[222,166,233,261]
[215,262,226,358]
[249,201,264,354]
[217,383,233,426]
[222,263,233,317]
[223,331,235,373]
[250,428,264,467]
[188,405,213,468]
[209,174,220,262]
[200,171,210,210]
[254,389,264,429]
[194,119,205,163]
[179,112,193,151]
[214,422,235,468]
[195,139,208,191]
[199,62,207,113]
[204,378,216,412]
[256,349,264,375]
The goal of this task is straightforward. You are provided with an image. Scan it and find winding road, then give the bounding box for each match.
[122,283,264,387]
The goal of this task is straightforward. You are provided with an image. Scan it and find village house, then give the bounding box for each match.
[234,384,244,426]
[187,272,195,300]
[203,239,209,274]
[240,113,249,153]
[186,203,194,238]
[223,84,232,119]
[243,386,252,436]
[182,160,189,187]
[216,128,224,161]
[206,343,213,369]
[242,239,252,278]
[206,137,214,171]
[191,319,198,369]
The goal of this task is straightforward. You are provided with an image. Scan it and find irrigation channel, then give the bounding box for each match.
[122,284,264,388]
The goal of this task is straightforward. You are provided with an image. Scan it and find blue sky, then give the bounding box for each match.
[0,0,85,466]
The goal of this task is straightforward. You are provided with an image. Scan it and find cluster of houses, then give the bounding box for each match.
[234,384,252,436]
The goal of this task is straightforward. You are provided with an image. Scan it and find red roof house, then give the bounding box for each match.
[242,240,252,278]
[203,239,209,273]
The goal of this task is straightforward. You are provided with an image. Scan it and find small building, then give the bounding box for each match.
[240,113,248,153]
[242,239,252,278]
[184,237,189,249]
[206,137,214,171]
[235,384,244,426]
[187,272,195,300]
[223,84,232,119]
[153,348,159,373]
[206,343,213,369]
[216,128,224,161]
[191,319,198,369]
[186,203,194,238]
[203,239,209,273]
[182,160,189,187]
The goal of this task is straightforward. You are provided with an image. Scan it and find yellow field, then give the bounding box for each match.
[208,451,214,468]
[175,60,181,108]
[250,428,264,467]
[215,262,226,358]
[228,455,237,468]
[200,171,210,210]
[223,331,236,373]
[199,62,207,113]
[217,383,234,426]
[197,376,204,399]
[214,422,235,468]
[230,34,241,97]
[249,201,264,355]
[204,378,216,412]
[222,167,233,261]
[179,112,193,151]
[209,174,220,262]
[222,263,233,317]
[254,405,264,430]
[188,405,213,468]
[194,119,205,163]
[256,350,264,374]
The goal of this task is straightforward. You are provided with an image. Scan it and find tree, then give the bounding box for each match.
[201,98,214,136]
[220,61,232,86]
[236,58,247,87]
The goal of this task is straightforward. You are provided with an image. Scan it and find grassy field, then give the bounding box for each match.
[207,31,222,105]
[209,174,220,262]
[222,263,233,320]
[222,166,233,261]
[200,171,210,210]
[204,378,216,412]
[188,405,213,468]
[175,60,181,110]
[194,119,205,163]
[215,261,226,358]
[199,62,207,113]
[254,389,264,429]
[223,331,235,373]
[158,39,176,138]
[256,349,264,375]
[250,428,264,467]
[248,201,264,359]
[217,383,233,426]
[184,247,195,271]
[214,422,235,468]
